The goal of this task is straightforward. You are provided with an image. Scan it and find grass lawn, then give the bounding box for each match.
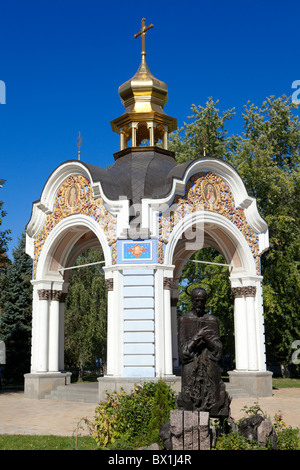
[0,434,98,450]
[272,377,300,389]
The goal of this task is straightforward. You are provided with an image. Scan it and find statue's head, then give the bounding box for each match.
[191,287,207,315]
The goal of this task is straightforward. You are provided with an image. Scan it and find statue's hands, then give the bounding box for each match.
[193,326,209,343]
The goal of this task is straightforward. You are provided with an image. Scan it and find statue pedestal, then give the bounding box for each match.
[164,410,215,450]
[228,370,273,397]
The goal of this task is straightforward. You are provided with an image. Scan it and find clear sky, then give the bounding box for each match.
[0,0,299,257]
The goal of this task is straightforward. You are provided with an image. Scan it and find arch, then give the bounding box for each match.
[163,209,268,382]
[36,214,112,281]
[165,210,257,276]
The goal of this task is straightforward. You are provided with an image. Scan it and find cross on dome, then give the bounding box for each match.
[134,18,154,57]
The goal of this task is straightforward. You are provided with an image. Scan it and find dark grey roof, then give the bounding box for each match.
[82,148,192,205]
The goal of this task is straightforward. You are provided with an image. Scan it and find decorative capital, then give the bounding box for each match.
[51,290,63,302]
[37,289,52,301]
[231,286,257,298]
[244,286,257,297]
[163,277,172,290]
[105,278,114,291]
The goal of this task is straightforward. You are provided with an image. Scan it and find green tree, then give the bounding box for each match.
[231,96,300,376]
[169,97,236,162]
[0,200,11,279]
[169,95,300,375]
[0,233,32,383]
[64,248,107,380]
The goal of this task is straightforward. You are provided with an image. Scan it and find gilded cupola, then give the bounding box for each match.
[110,18,177,154]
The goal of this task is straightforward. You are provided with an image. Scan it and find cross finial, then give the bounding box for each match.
[76,131,82,161]
[134,17,154,56]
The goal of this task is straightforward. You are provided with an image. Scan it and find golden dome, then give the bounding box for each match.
[118,55,169,114]
[110,18,177,153]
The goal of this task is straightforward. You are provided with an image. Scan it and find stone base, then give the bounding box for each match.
[97,376,181,402]
[228,370,273,397]
[160,410,215,450]
[24,372,72,399]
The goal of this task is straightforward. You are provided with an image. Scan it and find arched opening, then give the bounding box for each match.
[30,215,111,378]
[164,211,267,380]
[64,246,107,383]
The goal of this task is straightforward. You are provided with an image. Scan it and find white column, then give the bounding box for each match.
[245,286,259,371]
[163,278,173,376]
[48,290,61,372]
[104,270,123,377]
[232,287,248,370]
[163,128,168,150]
[30,284,40,372]
[37,289,51,372]
[147,122,155,146]
[120,129,127,151]
[105,278,115,376]
[59,296,66,371]
[131,123,138,147]
[155,268,165,376]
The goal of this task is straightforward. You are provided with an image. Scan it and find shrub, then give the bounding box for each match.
[90,380,176,448]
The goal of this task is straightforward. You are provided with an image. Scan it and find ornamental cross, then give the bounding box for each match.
[77,131,82,161]
[134,17,154,56]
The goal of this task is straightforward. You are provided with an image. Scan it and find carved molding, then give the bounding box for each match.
[105,278,114,291]
[231,286,257,298]
[37,289,68,302]
[51,290,63,302]
[244,286,257,297]
[37,289,52,301]
[163,277,172,290]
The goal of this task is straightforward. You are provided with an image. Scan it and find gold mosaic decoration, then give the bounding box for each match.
[33,175,117,277]
[158,172,260,273]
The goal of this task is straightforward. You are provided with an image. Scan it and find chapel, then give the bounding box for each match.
[25,19,272,400]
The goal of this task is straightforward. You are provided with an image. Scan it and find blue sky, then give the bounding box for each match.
[0,0,299,257]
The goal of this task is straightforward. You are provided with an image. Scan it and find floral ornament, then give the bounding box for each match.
[158,172,260,273]
[33,175,117,277]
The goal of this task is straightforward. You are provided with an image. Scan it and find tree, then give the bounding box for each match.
[0,233,32,383]
[64,248,107,381]
[169,97,236,162]
[231,96,300,376]
[0,200,11,279]
[169,95,300,376]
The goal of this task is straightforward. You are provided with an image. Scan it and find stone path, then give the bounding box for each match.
[0,388,299,436]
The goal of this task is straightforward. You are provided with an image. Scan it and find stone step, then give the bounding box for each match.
[45,382,99,403]
[225,383,250,399]
[45,380,250,403]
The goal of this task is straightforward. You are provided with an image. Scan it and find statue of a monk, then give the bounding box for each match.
[177,287,231,418]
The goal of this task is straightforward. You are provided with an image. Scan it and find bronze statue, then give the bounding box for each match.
[177,287,231,418]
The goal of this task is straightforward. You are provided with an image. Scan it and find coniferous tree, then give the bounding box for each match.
[0,200,11,280]
[0,233,32,383]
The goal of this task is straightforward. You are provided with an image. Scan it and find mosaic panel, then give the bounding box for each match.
[157,172,260,273]
[33,175,117,277]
